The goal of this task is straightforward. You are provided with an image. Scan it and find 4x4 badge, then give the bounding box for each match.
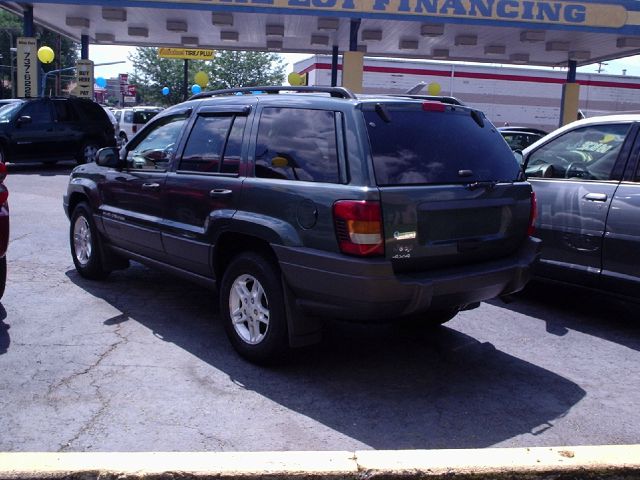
[393,231,416,241]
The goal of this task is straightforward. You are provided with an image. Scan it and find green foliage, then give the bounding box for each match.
[128,48,286,106]
[0,10,78,97]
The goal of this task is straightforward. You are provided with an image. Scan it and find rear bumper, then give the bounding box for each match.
[274,236,541,322]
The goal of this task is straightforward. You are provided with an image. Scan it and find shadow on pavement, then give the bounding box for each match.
[488,280,640,352]
[7,162,75,177]
[66,264,586,450]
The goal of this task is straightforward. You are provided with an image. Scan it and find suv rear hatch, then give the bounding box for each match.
[362,101,533,273]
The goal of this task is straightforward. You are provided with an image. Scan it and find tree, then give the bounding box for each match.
[0,10,78,97]
[128,48,286,106]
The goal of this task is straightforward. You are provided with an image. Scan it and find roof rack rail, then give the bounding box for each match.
[189,85,357,100]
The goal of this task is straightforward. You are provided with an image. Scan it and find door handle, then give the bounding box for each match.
[209,189,232,198]
[141,183,160,190]
[583,193,608,202]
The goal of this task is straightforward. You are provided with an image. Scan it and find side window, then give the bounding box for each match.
[124,111,133,123]
[126,115,187,170]
[19,101,52,124]
[255,107,340,183]
[114,111,121,122]
[179,115,233,173]
[527,123,630,180]
[53,100,78,122]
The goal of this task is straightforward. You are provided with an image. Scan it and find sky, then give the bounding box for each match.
[89,44,640,82]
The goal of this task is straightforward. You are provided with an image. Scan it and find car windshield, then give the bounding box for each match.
[364,104,521,185]
[0,102,22,123]
[133,110,160,124]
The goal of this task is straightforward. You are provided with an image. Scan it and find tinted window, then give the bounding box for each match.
[114,111,121,122]
[127,115,187,170]
[124,111,133,123]
[53,100,79,122]
[364,105,520,185]
[180,115,233,173]
[255,107,339,183]
[526,123,630,180]
[19,101,52,124]
[0,102,23,123]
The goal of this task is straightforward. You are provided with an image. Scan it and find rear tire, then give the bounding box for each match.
[220,252,288,364]
[399,308,459,329]
[70,202,110,280]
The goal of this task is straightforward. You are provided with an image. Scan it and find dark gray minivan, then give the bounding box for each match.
[522,114,640,299]
[65,86,540,363]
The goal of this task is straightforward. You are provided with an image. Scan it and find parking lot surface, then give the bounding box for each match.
[1,162,639,452]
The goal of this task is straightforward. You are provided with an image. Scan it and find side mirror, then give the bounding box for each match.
[96,147,124,168]
[16,115,32,126]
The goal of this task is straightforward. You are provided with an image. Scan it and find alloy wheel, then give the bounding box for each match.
[229,273,270,345]
[73,216,92,266]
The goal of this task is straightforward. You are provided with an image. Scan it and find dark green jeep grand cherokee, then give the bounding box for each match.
[64,86,540,363]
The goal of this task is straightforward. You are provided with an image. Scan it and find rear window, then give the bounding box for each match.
[363,104,521,186]
[133,110,160,124]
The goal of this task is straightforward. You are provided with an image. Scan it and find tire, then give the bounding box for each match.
[76,141,99,165]
[0,256,6,300]
[220,252,288,364]
[399,308,459,329]
[70,202,110,280]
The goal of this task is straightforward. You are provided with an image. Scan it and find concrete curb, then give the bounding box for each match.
[0,445,639,479]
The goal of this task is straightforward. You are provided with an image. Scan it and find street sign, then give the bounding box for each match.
[158,48,214,60]
[16,37,38,98]
[75,60,94,99]
[119,73,129,93]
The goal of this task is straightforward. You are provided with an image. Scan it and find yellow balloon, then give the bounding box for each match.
[194,71,209,88]
[427,82,441,96]
[288,72,303,86]
[37,46,55,64]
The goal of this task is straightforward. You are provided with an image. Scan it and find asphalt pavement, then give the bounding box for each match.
[1,161,639,452]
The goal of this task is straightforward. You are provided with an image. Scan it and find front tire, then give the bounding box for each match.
[70,202,109,280]
[220,252,288,364]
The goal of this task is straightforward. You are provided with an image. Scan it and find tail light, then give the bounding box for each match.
[333,200,384,256]
[527,191,537,236]
[0,163,8,205]
[422,101,446,112]
[132,125,137,133]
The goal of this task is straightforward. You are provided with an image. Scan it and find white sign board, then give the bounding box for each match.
[17,37,38,98]
[75,60,94,99]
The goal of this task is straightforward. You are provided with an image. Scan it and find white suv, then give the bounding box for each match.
[114,106,163,144]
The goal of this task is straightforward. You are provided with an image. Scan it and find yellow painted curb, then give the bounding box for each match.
[0,445,638,479]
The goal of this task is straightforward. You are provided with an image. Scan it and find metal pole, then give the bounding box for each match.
[349,19,361,52]
[81,35,89,60]
[567,59,577,82]
[331,45,338,87]
[23,6,33,37]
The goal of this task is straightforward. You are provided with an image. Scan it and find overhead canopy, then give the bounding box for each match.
[2,0,640,67]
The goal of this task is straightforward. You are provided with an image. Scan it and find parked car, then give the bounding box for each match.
[498,126,548,151]
[520,114,640,298]
[0,97,116,165]
[64,86,540,363]
[113,106,162,144]
[0,161,8,299]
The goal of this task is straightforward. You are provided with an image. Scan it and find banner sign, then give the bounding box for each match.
[17,37,38,98]
[159,48,215,60]
[75,60,94,99]
[116,0,640,32]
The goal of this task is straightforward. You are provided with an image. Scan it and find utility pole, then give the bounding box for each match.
[596,62,608,74]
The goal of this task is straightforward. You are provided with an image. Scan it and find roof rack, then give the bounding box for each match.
[385,94,465,105]
[189,85,357,100]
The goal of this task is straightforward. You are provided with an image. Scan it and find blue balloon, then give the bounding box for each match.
[191,84,201,94]
[95,77,107,88]
[162,86,170,96]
